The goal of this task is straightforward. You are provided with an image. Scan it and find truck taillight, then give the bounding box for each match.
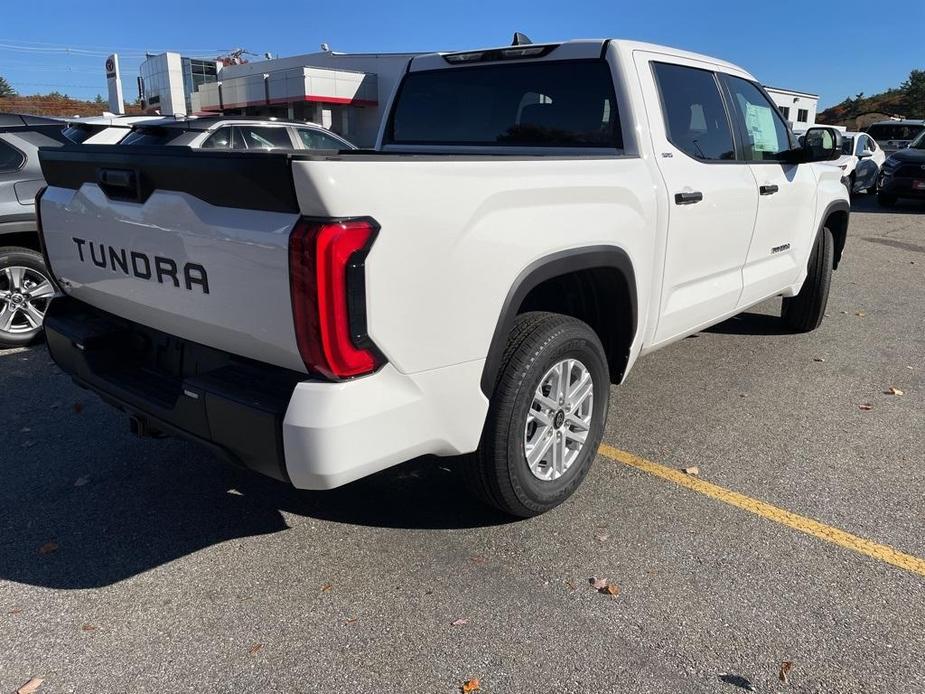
[289,218,382,379]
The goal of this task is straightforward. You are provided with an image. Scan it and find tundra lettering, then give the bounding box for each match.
[70,237,209,294]
[40,39,848,517]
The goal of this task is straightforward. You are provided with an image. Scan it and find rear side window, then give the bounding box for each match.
[387,60,621,148]
[121,127,181,146]
[201,127,233,149]
[0,140,25,171]
[720,75,793,161]
[62,124,105,144]
[232,126,293,150]
[652,62,734,161]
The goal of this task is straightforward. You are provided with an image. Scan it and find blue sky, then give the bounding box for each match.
[1,0,922,108]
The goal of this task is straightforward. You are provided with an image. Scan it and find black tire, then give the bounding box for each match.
[781,227,834,333]
[847,173,856,198]
[466,312,609,517]
[866,175,878,195]
[877,192,897,207]
[0,246,53,348]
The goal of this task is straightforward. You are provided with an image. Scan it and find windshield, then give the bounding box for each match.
[909,130,925,150]
[840,136,854,155]
[866,123,925,142]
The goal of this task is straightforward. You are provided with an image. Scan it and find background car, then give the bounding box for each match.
[119,117,356,151]
[877,129,925,207]
[61,114,170,145]
[864,120,925,154]
[0,113,67,346]
[835,131,886,195]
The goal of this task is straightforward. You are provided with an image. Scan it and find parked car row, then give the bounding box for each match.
[0,112,355,347]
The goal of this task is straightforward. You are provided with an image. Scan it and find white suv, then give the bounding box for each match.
[119,117,356,151]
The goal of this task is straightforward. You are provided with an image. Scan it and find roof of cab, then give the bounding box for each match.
[411,38,755,80]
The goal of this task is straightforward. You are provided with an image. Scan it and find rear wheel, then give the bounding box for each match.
[781,227,833,333]
[465,312,609,517]
[0,247,55,348]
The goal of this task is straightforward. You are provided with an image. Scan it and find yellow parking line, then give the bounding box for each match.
[598,444,925,578]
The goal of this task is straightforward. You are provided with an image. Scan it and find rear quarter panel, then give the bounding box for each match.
[291,156,658,375]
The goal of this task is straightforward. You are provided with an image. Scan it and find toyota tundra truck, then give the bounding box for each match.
[36,39,849,517]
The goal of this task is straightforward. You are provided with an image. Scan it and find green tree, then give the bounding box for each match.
[0,75,16,98]
[94,93,106,105]
[901,69,925,116]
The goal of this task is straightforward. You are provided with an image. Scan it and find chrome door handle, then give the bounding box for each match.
[759,184,779,195]
[674,191,703,205]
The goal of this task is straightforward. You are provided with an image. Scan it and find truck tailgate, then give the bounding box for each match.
[39,146,306,373]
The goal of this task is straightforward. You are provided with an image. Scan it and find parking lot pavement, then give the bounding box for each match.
[1,195,923,694]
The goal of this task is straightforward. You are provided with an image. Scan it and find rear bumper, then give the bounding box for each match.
[44,297,488,489]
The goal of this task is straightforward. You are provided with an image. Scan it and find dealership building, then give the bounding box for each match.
[131,50,415,146]
[118,49,822,146]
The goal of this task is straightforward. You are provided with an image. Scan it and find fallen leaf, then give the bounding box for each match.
[74,476,89,487]
[344,617,358,625]
[858,403,873,411]
[813,357,826,363]
[884,386,905,396]
[17,678,44,694]
[855,311,866,317]
[589,577,608,591]
[248,643,262,655]
[461,678,481,693]
[72,402,84,414]
[779,660,794,684]
[839,310,848,315]
[683,466,700,476]
[9,608,23,615]
[603,583,620,597]
[81,624,96,632]
[38,542,58,555]
[320,583,332,592]
[451,618,468,626]
[594,531,609,543]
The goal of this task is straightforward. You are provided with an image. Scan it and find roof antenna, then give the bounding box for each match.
[511,32,533,46]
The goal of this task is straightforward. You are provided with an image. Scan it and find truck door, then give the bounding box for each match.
[637,56,759,343]
[717,74,818,308]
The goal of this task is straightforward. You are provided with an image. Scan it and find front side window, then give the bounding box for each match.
[387,60,620,148]
[652,62,734,161]
[721,75,793,162]
[297,128,347,150]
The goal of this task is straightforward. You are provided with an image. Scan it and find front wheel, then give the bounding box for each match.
[781,227,833,333]
[465,312,609,517]
[0,247,55,348]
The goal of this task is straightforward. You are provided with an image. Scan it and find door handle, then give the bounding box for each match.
[759,184,779,195]
[674,191,703,205]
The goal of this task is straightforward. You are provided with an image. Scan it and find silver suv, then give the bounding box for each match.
[0,114,66,347]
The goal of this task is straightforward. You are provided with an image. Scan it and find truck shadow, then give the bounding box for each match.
[0,346,510,589]
[704,311,792,336]
[0,446,510,590]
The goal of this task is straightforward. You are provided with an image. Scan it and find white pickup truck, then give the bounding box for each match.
[37,39,849,517]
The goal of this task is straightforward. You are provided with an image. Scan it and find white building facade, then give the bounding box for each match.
[135,50,414,146]
[764,86,819,132]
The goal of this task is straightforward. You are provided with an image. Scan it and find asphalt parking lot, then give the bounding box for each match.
[1,194,923,694]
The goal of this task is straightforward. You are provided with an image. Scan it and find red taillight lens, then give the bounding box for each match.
[289,218,382,379]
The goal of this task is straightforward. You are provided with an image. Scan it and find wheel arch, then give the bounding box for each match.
[480,246,637,397]
[821,199,850,270]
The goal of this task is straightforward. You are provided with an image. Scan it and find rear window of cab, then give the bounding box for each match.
[386,60,622,148]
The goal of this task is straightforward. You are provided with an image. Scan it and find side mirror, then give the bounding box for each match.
[802,127,841,161]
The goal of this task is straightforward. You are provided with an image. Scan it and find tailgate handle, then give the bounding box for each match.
[97,168,140,201]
